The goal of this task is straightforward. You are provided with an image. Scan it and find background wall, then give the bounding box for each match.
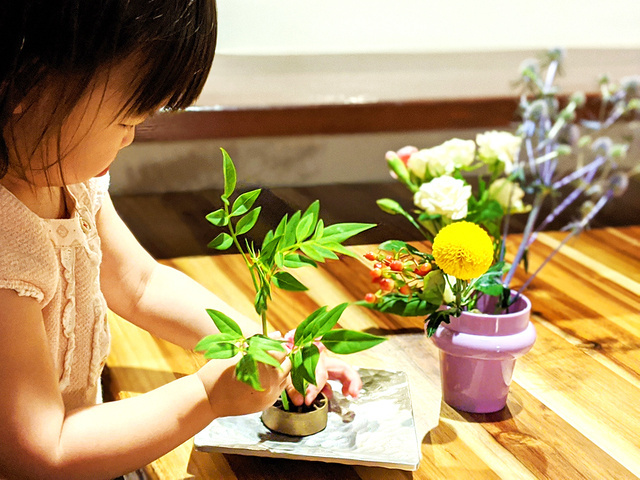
[110,2,640,195]
[215,0,640,54]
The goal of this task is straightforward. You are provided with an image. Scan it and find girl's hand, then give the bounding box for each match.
[196,351,291,418]
[286,353,363,406]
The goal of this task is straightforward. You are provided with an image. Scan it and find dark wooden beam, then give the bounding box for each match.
[134,97,521,142]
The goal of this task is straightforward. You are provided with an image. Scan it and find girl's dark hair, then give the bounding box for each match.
[0,0,217,179]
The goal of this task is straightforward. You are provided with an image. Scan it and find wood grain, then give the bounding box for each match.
[105,225,640,479]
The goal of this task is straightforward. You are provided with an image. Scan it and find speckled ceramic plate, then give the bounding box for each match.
[194,368,421,471]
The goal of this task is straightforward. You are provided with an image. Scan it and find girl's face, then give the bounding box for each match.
[8,63,151,187]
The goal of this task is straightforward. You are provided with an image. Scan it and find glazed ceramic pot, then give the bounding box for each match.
[431,293,536,413]
[261,393,328,436]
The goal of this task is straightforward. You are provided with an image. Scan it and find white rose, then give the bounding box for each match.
[440,138,476,169]
[413,176,472,220]
[407,138,476,179]
[476,131,522,174]
[488,178,526,212]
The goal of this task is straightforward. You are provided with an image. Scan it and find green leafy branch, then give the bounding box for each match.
[196,149,385,406]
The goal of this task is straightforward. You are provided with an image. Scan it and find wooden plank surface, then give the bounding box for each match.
[105,225,640,479]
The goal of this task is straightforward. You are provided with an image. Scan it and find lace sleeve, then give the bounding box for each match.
[87,172,111,215]
[0,192,57,305]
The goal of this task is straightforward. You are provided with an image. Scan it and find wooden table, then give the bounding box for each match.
[105,225,640,479]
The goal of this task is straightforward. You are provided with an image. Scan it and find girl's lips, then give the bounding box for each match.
[96,167,110,177]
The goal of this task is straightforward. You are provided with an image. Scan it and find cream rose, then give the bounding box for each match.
[413,176,472,220]
[488,178,526,212]
[407,139,476,179]
[476,131,522,174]
[441,138,476,169]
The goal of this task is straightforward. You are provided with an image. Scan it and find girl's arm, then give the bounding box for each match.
[98,194,262,349]
[0,288,290,480]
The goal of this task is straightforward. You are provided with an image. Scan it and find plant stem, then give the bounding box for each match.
[280,391,290,411]
[504,193,545,286]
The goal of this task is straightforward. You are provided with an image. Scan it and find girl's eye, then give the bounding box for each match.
[120,123,135,129]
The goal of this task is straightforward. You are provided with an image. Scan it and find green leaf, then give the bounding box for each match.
[321,242,357,258]
[235,206,261,235]
[296,214,315,243]
[302,200,320,228]
[206,309,244,336]
[420,270,447,304]
[318,222,375,244]
[357,295,438,316]
[425,310,452,337]
[376,198,408,216]
[207,232,233,250]
[312,219,324,239]
[293,306,328,345]
[290,349,307,395]
[283,253,318,269]
[300,344,320,386]
[378,239,409,253]
[321,329,386,354]
[205,209,228,227]
[195,333,240,351]
[247,341,283,370]
[259,234,282,267]
[263,229,274,247]
[473,261,508,297]
[236,354,262,391]
[273,214,288,238]
[272,271,308,292]
[310,302,349,339]
[195,332,240,347]
[299,243,327,262]
[202,342,239,359]
[283,211,301,248]
[247,334,286,352]
[220,148,237,204]
[231,189,261,216]
[311,243,339,260]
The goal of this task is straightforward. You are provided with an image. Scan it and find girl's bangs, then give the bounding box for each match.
[121,0,217,117]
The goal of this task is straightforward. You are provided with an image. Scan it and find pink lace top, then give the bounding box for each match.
[0,175,111,410]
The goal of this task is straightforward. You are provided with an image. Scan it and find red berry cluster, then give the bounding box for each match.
[363,251,432,303]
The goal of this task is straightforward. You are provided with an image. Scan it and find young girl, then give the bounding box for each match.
[0,1,362,478]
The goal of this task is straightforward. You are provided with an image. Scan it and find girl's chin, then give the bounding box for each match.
[96,167,110,177]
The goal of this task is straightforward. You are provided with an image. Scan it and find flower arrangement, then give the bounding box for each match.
[196,149,385,411]
[361,49,639,336]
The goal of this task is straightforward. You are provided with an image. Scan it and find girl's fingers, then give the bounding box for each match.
[325,358,363,398]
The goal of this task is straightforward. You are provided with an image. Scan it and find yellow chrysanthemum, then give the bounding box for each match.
[432,221,493,280]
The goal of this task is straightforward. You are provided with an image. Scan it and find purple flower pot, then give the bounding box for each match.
[430,293,536,413]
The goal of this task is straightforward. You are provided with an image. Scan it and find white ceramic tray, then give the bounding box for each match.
[194,368,421,471]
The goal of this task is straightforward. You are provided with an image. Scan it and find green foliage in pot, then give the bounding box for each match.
[196,149,385,410]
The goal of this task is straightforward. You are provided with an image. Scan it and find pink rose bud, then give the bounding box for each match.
[385,150,400,162]
[396,146,418,165]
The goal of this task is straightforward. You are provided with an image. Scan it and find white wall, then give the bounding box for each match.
[216,0,640,55]
[110,4,640,194]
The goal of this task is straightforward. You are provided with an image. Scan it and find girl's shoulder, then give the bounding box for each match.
[0,185,58,305]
